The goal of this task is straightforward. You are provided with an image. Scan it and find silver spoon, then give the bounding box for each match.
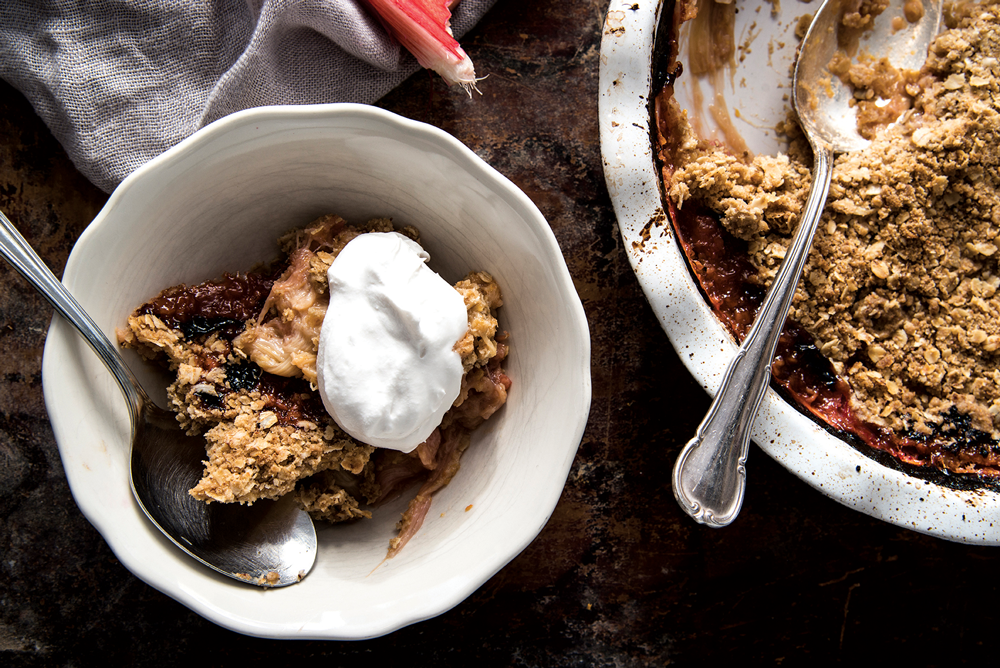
[672,0,942,526]
[0,209,317,586]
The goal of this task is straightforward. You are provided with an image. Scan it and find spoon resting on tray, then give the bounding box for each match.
[672,0,943,527]
[0,209,317,586]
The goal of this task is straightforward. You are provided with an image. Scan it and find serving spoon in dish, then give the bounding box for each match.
[672,0,942,527]
[0,209,317,586]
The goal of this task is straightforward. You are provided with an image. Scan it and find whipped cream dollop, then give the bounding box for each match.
[316,232,468,452]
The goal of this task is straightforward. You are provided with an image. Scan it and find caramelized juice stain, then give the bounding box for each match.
[684,0,751,157]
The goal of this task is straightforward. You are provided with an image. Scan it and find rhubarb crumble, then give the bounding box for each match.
[118,214,511,554]
[657,3,1000,475]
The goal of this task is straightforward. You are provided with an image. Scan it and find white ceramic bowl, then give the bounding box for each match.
[599,0,1000,543]
[43,104,591,638]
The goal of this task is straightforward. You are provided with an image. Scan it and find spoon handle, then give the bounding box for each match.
[672,145,835,527]
[0,210,145,428]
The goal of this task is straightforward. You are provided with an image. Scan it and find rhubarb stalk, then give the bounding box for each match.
[360,0,481,94]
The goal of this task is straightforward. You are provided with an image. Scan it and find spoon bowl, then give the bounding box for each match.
[794,0,943,152]
[672,0,942,527]
[0,209,317,587]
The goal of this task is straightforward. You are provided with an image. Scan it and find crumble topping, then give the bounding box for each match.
[666,8,1000,446]
[454,271,504,372]
[119,215,510,550]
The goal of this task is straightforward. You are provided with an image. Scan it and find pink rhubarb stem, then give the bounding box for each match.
[361,0,480,94]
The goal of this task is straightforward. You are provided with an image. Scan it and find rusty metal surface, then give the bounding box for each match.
[1,0,999,664]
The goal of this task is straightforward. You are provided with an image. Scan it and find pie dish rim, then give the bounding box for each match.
[598,0,1000,544]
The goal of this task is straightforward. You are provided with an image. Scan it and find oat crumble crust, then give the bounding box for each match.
[119,216,505,523]
[667,7,1000,445]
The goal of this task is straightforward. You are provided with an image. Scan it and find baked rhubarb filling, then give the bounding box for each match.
[118,214,511,557]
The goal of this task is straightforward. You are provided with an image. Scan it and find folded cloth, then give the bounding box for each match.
[0,0,497,193]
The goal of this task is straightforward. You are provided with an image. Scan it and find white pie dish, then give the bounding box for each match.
[598,0,1000,543]
[42,103,591,638]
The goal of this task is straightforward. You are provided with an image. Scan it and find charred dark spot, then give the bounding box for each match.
[196,391,223,410]
[931,406,997,456]
[256,374,326,426]
[180,316,244,339]
[226,362,262,392]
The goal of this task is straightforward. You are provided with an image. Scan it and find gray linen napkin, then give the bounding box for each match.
[1,0,497,193]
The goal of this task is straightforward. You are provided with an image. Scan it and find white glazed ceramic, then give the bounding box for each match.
[599,0,1000,542]
[43,103,591,638]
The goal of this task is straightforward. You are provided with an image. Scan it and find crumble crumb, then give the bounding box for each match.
[454,271,504,372]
